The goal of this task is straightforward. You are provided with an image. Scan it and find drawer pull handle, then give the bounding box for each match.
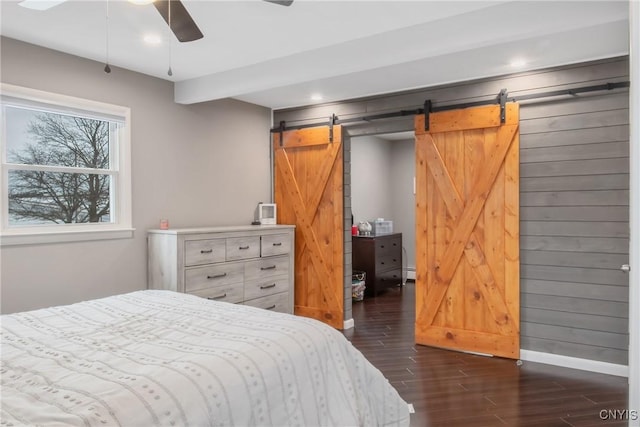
[265,304,276,310]
[261,265,277,271]
[239,245,250,250]
[200,249,213,254]
[260,283,277,289]
[207,273,227,279]
[207,293,227,300]
[272,242,282,246]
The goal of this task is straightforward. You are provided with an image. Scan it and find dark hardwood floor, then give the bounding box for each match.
[343,281,629,427]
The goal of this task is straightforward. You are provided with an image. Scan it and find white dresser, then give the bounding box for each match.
[147,225,295,314]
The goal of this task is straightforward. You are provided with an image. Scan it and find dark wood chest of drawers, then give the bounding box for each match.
[352,233,402,297]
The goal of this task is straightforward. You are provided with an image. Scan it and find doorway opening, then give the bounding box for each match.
[350,131,415,288]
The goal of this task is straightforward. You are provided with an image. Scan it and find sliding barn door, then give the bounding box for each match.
[414,104,520,359]
[273,126,344,329]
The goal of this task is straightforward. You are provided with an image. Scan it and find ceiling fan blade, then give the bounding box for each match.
[153,0,203,43]
[263,0,294,6]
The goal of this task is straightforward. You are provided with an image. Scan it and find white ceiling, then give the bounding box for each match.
[0,0,630,109]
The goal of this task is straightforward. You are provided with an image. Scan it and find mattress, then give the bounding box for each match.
[1,290,410,426]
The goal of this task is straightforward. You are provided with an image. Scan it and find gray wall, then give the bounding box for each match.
[274,57,630,365]
[519,90,629,365]
[389,139,416,273]
[343,134,352,324]
[351,136,416,273]
[351,135,393,224]
[0,38,272,314]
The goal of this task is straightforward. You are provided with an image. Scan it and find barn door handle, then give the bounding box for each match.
[621,264,631,272]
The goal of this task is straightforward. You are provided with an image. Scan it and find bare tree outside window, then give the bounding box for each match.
[6,108,113,225]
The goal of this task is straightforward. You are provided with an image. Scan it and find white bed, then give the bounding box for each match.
[1,290,410,426]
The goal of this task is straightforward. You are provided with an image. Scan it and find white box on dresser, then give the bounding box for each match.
[147,225,295,314]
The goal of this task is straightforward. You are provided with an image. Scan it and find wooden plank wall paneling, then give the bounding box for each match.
[343,133,353,323]
[274,57,630,365]
[518,72,629,364]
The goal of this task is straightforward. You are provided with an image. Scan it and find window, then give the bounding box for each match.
[1,84,132,245]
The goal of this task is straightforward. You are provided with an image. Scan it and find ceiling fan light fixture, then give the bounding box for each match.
[18,0,67,11]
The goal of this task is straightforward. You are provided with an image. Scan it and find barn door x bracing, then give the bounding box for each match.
[414,104,520,359]
[273,126,344,329]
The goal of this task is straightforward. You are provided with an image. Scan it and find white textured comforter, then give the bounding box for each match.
[1,290,409,427]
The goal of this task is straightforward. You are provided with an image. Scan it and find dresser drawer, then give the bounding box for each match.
[244,291,289,313]
[189,282,244,304]
[261,234,291,257]
[376,269,402,288]
[185,239,225,266]
[244,255,289,281]
[226,236,260,261]
[376,252,401,272]
[185,263,244,292]
[375,235,402,255]
[244,276,289,301]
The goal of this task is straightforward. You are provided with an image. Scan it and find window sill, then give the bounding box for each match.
[0,228,135,246]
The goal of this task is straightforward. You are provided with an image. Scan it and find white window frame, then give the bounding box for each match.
[0,83,133,246]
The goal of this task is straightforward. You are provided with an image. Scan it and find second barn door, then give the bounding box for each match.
[273,125,344,329]
[414,103,520,359]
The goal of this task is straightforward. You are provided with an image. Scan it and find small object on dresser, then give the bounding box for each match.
[372,219,393,235]
[159,219,169,230]
[351,224,358,236]
[256,202,277,225]
[357,221,372,236]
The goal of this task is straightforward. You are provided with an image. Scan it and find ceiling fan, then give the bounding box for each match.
[19,0,294,43]
[152,0,294,43]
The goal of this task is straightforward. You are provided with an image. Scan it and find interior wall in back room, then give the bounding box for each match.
[389,138,416,272]
[0,37,272,314]
[350,135,393,225]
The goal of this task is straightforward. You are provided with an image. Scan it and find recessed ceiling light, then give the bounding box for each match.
[510,58,527,68]
[143,33,162,45]
[310,94,323,101]
[128,0,155,5]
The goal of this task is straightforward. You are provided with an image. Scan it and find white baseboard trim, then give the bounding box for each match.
[520,349,628,378]
[343,318,355,330]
